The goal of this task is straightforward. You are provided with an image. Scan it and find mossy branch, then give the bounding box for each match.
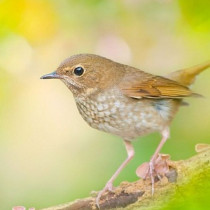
[41,144,210,210]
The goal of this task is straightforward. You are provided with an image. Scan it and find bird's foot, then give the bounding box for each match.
[136,153,171,195]
[96,182,114,209]
[148,160,158,195]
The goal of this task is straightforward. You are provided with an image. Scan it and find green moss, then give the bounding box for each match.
[163,167,210,210]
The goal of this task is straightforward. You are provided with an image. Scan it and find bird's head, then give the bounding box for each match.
[41,54,125,96]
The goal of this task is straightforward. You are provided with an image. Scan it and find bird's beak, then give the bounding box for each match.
[40,71,61,79]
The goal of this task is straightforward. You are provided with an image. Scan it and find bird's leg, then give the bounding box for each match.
[136,128,170,195]
[150,128,170,164]
[96,140,134,208]
[149,128,170,194]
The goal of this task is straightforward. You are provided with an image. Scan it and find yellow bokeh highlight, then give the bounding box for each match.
[0,0,57,44]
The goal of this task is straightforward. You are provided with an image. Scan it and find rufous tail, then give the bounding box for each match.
[167,61,210,86]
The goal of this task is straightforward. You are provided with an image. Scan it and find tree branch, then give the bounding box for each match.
[41,144,210,210]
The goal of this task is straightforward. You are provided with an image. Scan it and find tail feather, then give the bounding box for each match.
[167,61,210,86]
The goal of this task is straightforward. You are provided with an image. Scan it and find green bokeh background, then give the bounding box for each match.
[0,0,210,209]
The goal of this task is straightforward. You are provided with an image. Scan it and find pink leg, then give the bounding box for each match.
[149,127,170,194]
[150,128,170,163]
[96,140,135,208]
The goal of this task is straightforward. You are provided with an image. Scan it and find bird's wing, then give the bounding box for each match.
[118,71,194,99]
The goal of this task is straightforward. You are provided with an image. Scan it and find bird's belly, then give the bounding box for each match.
[75,95,172,140]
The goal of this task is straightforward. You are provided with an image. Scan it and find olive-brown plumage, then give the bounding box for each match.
[41,54,210,207]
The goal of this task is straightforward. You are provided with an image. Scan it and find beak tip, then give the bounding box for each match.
[40,71,60,79]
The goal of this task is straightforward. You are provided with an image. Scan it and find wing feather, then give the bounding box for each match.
[119,71,193,99]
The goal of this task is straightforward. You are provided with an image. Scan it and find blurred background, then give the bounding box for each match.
[0,0,210,209]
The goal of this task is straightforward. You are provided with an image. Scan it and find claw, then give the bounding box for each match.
[136,153,171,195]
[96,182,113,209]
[136,160,158,195]
[149,161,155,195]
[96,191,102,209]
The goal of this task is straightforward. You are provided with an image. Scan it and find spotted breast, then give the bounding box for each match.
[75,86,179,141]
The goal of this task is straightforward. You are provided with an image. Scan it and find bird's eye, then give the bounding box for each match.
[73,67,84,76]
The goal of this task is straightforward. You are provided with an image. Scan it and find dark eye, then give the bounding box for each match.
[73,67,84,76]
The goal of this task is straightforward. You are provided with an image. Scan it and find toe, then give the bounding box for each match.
[106,182,113,192]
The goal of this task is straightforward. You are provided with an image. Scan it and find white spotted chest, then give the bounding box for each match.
[74,88,173,140]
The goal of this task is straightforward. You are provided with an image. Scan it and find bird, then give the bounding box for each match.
[41,54,210,207]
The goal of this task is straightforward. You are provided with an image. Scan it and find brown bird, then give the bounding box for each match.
[41,54,209,207]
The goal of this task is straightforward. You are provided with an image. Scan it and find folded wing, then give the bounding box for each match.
[119,70,194,99]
